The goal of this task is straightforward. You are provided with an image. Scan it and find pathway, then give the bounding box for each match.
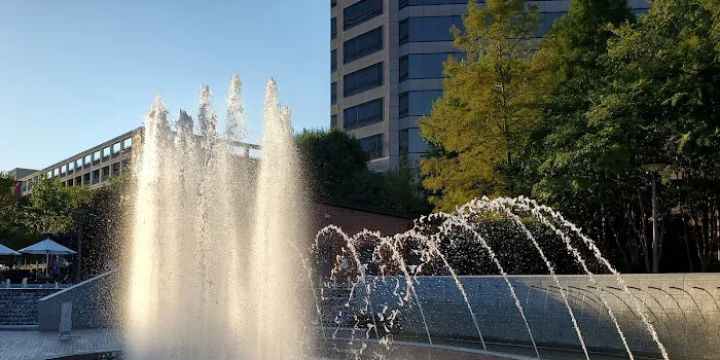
[0,329,121,360]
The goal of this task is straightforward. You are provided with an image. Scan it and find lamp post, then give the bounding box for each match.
[641,163,667,273]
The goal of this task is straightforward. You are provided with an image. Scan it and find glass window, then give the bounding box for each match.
[400,53,464,81]
[344,62,383,97]
[68,162,74,171]
[54,168,60,176]
[399,129,409,155]
[61,165,67,174]
[331,82,337,105]
[331,17,337,39]
[358,134,383,159]
[537,12,566,37]
[331,114,337,128]
[399,90,443,117]
[343,27,383,64]
[408,128,429,154]
[400,16,463,44]
[331,49,337,72]
[400,0,470,7]
[632,8,650,16]
[123,138,133,150]
[343,98,383,130]
[47,171,53,178]
[331,0,336,7]
[76,158,83,169]
[113,142,121,154]
[344,0,383,30]
[84,155,92,166]
[103,146,111,159]
[93,150,101,162]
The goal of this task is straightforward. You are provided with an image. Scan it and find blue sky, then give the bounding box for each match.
[0,0,329,171]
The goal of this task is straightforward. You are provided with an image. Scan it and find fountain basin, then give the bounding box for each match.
[46,338,644,360]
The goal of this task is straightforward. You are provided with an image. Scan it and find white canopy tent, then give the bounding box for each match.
[19,239,76,275]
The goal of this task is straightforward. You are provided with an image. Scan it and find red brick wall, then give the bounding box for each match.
[309,203,415,277]
[310,203,414,238]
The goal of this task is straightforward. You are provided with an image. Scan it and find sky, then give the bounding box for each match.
[0,0,329,171]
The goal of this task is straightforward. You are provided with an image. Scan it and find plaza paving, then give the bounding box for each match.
[0,329,121,360]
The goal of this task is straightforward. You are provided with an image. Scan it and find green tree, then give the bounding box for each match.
[419,0,546,211]
[72,174,131,278]
[296,128,371,205]
[533,0,720,272]
[0,172,16,229]
[296,129,430,217]
[527,0,641,268]
[20,177,92,234]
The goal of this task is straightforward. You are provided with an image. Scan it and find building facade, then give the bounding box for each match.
[331,0,650,171]
[15,129,140,196]
[13,128,260,197]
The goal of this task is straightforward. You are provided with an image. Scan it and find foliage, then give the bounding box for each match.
[296,128,431,217]
[419,0,550,211]
[419,0,720,272]
[19,176,92,234]
[71,174,132,277]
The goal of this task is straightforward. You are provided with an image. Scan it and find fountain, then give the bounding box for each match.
[120,75,718,360]
[125,76,311,360]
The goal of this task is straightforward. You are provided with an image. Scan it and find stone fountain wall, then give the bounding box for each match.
[0,288,60,325]
[347,273,720,360]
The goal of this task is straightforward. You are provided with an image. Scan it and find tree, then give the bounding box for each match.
[532,0,720,272]
[527,0,641,269]
[419,0,547,211]
[296,129,430,217]
[72,174,131,278]
[20,177,92,234]
[296,128,371,204]
[0,172,17,230]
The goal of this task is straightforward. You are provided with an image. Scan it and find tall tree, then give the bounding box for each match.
[296,129,430,216]
[419,0,546,211]
[20,177,92,234]
[0,171,18,231]
[296,128,372,205]
[534,0,720,271]
[527,1,639,267]
[592,0,720,271]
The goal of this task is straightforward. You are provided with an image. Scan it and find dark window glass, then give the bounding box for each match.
[331,17,337,39]
[331,114,337,128]
[358,134,383,159]
[343,98,383,130]
[344,0,383,30]
[537,12,565,37]
[332,0,337,8]
[631,8,650,16]
[343,27,383,64]
[399,129,409,155]
[331,49,337,72]
[400,0,470,7]
[399,53,463,81]
[344,62,383,97]
[331,82,337,105]
[399,16,463,45]
[399,90,443,117]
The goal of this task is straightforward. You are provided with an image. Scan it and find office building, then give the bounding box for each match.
[13,128,259,197]
[330,0,650,171]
